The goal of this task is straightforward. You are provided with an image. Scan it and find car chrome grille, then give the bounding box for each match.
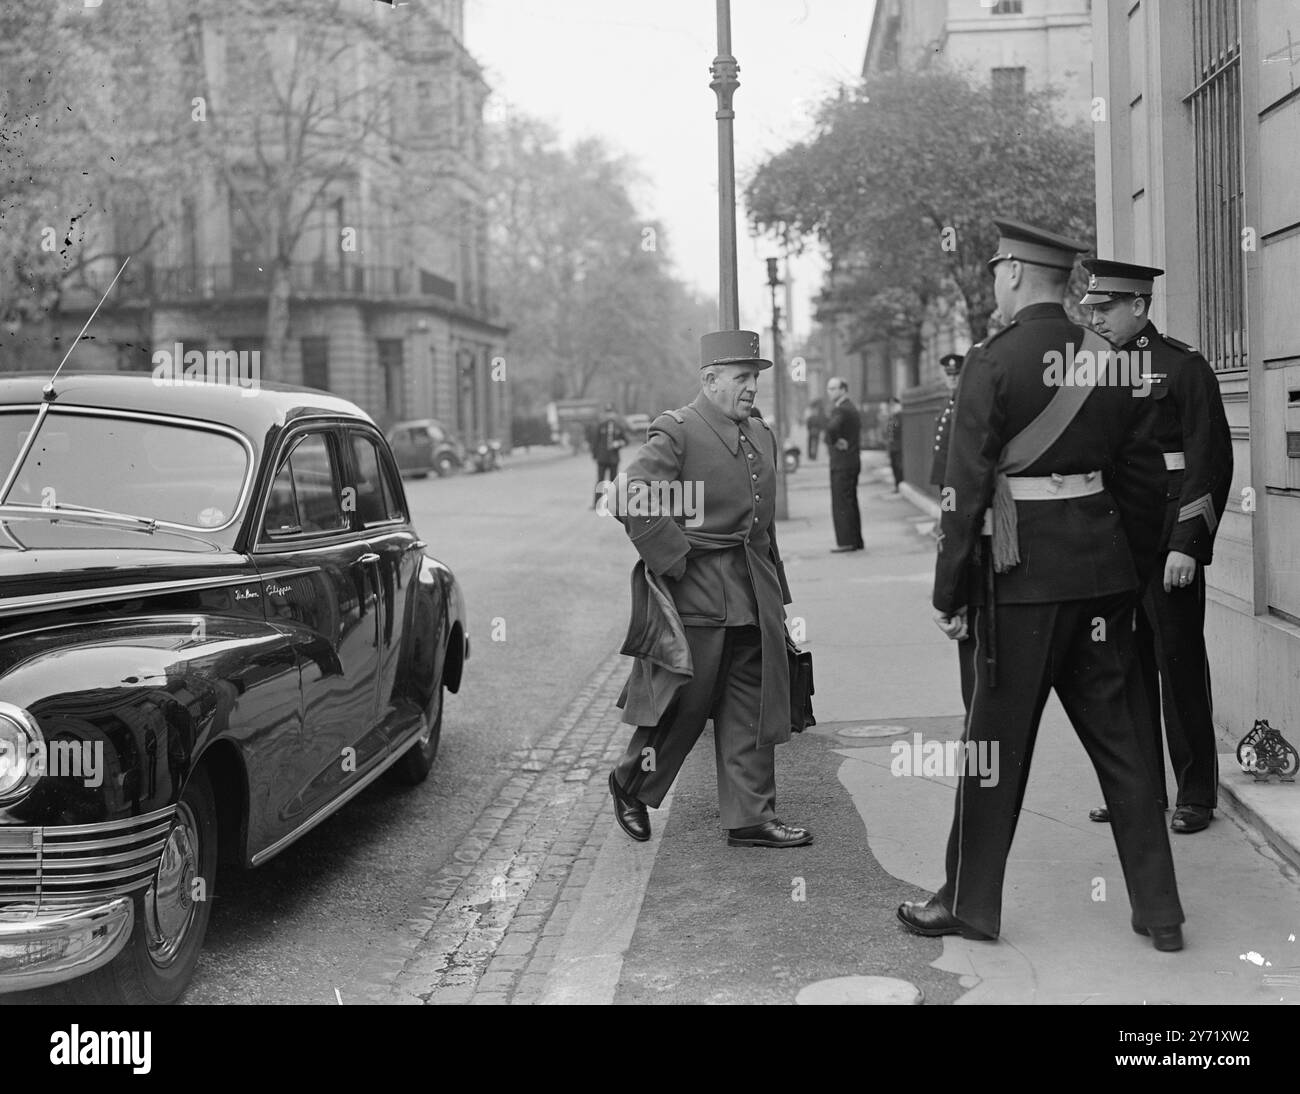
[0,806,176,914]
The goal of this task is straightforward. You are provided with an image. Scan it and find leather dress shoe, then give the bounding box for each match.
[727,819,812,848]
[896,897,995,940]
[1091,802,1171,823]
[609,772,650,842]
[1171,805,1212,833]
[1133,923,1185,951]
[830,545,861,553]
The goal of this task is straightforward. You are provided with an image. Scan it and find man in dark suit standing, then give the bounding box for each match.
[896,219,1186,951]
[824,377,863,552]
[606,330,812,850]
[1080,259,1233,835]
[588,404,628,508]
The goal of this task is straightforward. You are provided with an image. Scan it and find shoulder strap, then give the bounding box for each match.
[1000,328,1110,474]
[666,410,685,424]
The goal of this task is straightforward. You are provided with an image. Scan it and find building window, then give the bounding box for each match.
[990,1,1023,14]
[301,336,329,390]
[1186,0,1245,372]
[377,338,404,419]
[991,67,1026,100]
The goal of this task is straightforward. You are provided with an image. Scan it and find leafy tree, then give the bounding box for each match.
[746,70,1095,364]
[488,113,711,417]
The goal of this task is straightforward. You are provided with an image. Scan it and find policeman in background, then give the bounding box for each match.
[897,219,1185,951]
[929,353,965,489]
[1081,259,1233,835]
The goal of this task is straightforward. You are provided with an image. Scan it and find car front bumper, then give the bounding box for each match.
[0,897,134,993]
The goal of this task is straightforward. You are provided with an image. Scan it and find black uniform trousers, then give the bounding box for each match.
[1135,567,1217,810]
[829,467,864,548]
[593,456,619,502]
[936,594,1184,937]
[612,625,776,830]
[888,451,904,490]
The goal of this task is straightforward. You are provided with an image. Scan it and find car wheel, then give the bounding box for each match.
[75,768,218,1004]
[391,682,443,785]
[435,454,457,478]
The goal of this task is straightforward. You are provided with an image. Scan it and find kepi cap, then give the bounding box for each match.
[1079,258,1164,305]
[700,329,772,371]
[987,217,1090,272]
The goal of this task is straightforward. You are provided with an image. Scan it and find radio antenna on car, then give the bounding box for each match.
[0,257,131,503]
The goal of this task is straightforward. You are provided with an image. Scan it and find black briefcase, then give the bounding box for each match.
[787,635,815,733]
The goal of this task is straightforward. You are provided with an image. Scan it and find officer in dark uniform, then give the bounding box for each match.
[896,219,1186,951]
[929,353,965,488]
[606,330,812,850]
[1080,259,1233,834]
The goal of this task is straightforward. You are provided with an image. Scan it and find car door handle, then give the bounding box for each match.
[356,552,380,565]
[405,540,427,552]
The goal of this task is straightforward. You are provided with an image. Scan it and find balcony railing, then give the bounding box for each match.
[64,258,496,320]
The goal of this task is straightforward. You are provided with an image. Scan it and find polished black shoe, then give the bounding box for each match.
[896,897,995,940]
[1171,805,1212,833]
[609,771,650,842]
[727,819,812,848]
[1089,806,1110,822]
[830,545,858,553]
[1133,923,1185,951]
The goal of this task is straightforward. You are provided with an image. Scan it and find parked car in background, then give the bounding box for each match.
[623,413,651,441]
[387,418,466,478]
[0,373,469,1003]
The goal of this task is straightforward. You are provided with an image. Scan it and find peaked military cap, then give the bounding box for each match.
[1079,258,1165,305]
[987,218,1090,272]
[700,329,772,371]
[940,352,965,374]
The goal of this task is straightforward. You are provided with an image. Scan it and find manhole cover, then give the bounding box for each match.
[796,976,923,1005]
[838,724,911,738]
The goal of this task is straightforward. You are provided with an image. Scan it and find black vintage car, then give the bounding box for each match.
[0,373,469,1003]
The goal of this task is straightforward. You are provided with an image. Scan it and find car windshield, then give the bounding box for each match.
[0,409,250,530]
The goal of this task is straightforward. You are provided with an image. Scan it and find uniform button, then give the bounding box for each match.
[747,453,755,459]
[752,473,758,480]
[753,517,758,523]
[934,444,940,451]
[754,494,760,500]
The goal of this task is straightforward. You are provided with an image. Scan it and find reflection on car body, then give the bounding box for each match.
[0,372,470,1004]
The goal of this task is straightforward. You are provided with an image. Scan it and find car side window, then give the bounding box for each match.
[349,431,404,525]
[262,432,349,539]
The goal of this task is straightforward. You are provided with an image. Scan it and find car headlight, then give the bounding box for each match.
[0,702,43,803]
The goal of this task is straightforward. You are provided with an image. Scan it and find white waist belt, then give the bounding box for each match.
[979,471,1104,535]
[1164,451,1186,470]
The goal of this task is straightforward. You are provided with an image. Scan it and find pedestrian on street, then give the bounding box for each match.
[824,377,864,552]
[805,397,825,461]
[1080,258,1233,835]
[606,330,812,850]
[588,404,628,508]
[884,396,904,492]
[898,218,1186,952]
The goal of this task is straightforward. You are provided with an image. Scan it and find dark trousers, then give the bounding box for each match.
[936,595,1183,937]
[829,466,863,548]
[1136,567,1217,809]
[807,429,820,460]
[889,450,904,489]
[612,625,776,829]
[593,456,619,502]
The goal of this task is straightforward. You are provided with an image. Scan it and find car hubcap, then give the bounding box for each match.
[144,801,200,965]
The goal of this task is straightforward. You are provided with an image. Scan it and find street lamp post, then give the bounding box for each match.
[710,0,740,329]
[767,258,788,519]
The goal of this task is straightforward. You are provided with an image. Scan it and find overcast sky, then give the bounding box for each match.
[464,0,875,343]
